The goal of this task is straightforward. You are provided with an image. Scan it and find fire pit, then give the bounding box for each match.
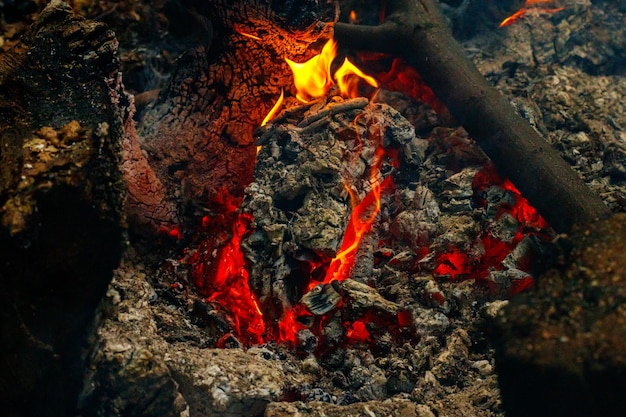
[1,1,625,416]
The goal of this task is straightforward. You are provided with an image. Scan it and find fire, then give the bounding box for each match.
[233,25,262,41]
[286,39,336,102]
[500,0,564,27]
[188,193,265,346]
[285,39,378,103]
[432,164,550,296]
[261,89,284,127]
[205,212,265,345]
[335,57,379,99]
[268,41,386,345]
[349,10,358,24]
[311,148,390,290]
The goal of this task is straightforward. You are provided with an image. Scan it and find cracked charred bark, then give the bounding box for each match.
[334,0,610,233]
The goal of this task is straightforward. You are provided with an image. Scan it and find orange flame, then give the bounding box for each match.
[500,1,564,27]
[349,10,358,24]
[261,89,284,127]
[500,9,527,27]
[312,148,389,291]
[285,39,378,102]
[335,57,379,99]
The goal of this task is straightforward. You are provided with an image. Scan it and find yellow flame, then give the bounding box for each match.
[258,90,284,154]
[335,58,379,99]
[285,39,379,102]
[261,89,284,127]
[285,39,337,103]
[500,9,526,27]
[234,25,262,41]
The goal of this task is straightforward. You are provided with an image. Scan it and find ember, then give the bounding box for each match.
[186,192,265,346]
[9,1,625,416]
[431,163,551,295]
[189,33,552,347]
[500,0,564,27]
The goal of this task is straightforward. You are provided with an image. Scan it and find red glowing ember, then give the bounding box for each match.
[472,163,550,231]
[187,192,265,346]
[433,164,550,296]
[345,320,370,343]
[377,58,446,115]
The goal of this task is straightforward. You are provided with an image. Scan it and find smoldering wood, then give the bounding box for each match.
[0,1,622,416]
[242,98,414,324]
[0,1,125,414]
[334,0,611,233]
[331,2,625,415]
[129,0,338,232]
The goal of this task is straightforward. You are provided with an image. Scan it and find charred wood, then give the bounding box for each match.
[133,0,338,231]
[0,2,125,415]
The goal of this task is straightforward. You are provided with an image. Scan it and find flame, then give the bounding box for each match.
[500,9,527,27]
[349,10,358,24]
[335,58,379,99]
[286,39,336,102]
[234,25,262,41]
[500,1,564,27]
[315,154,384,288]
[261,89,284,127]
[258,90,285,153]
[285,39,379,102]
[309,148,394,291]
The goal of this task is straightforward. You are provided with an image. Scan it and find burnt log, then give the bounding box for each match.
[131,0,338,231]
[333,0,610,233]
[0,2,125,415]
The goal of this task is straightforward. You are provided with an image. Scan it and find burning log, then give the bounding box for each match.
[0,1,125,414]
[132,0,338,232]
[242,97,413,344]
[333,0,610,233]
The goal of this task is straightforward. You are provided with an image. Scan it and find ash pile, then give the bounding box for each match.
[78,1,626,417]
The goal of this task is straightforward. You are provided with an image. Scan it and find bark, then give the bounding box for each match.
[0,2,125,415]
[334,0,610,233]
[131,0,338,231]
